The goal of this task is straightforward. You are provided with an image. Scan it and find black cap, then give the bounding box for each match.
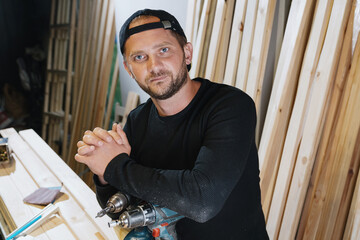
[119,9,187,54]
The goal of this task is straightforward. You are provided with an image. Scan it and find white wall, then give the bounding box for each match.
[114,0,189,105]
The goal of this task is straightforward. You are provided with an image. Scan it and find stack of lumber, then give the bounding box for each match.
[42,0,76,155]
[42,0,120,186]
[66,0,118,184]
[187,0,360,238]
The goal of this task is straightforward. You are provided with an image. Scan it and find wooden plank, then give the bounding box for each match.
[0,158,52,239]
[204,0,226,80]
[245,0,276,109]
[244,0,277,145]
[343,131,360,240]
[212,0,236,83]
[189,0,212,78]
[93,1,116,127]
[0,128,122,239]
[273,0,288,76]
[121,92,140,127]
[191,0,203,44]
[62,0,77,160]
[185,0,197,44]
[72,0,84,101]
[80,0,104,135]
[223,0,247,86]
[67,0,97,166]
[197,0,217,78]
[296,2,355,238]
[87,0,109,130]
[42,0,56,140]
[0,194,17,236]
[263,0,333,233]
[258,0,315,207]
[234,0,258,90]
[278,0,352,238]
[104,55,120,129]
[18,129,126,239]
[2,154,72,240]
[258,0,315,225]
[314,29,360,240]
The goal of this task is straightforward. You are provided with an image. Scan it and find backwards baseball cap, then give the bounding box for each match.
[119,9,188,54]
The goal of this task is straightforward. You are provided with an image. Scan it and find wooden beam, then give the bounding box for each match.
[0,128,96,239]
[93,0,116,127]
[197,0,217,78]
[121,92,140,127]
[223,0,247,86]
[278,0,352,238]
[343,128,360,240]
[104,55,120,129]
[314,25,359,240]
[245,0,276,109]
[205,0,226,80]
[18,128,123,239]
[234,0,259,90]
[297,1,355,238]
[67,0,97,166]
[263,0,332,232]
[185,0,197,44]
[42,0,56,140]
[258,0,316,227]
[62,0,77,160]
[213,0,236,83]
[189,0,212,78]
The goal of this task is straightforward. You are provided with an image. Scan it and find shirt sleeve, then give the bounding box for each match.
[102,92,257,223]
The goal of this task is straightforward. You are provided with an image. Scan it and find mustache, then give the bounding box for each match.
[146,70,172,81]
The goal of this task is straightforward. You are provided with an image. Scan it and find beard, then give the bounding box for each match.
[137,58,188,100]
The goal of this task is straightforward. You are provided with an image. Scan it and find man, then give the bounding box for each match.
[75,9,268,239]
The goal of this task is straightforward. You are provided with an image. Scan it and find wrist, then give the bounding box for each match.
[95,174,108,186]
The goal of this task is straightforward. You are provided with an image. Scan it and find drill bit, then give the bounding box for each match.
[96,206,111,218]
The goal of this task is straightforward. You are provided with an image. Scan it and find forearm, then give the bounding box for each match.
[103,141,253,223]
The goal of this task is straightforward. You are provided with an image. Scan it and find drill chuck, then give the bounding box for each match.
[96,192,130,218]
[109,203,156,228]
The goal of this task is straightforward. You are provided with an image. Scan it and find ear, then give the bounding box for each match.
[123,61,135,79]
[183,42,193,65]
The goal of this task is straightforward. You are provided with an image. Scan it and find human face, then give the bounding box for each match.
[123,19,191,100]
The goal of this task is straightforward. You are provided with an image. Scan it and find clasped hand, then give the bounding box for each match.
[75,123,131,184]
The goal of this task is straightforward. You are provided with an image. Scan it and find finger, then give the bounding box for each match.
[93,127,113,143]
[83,131,104,147]
[74,153,86,163]
[117,124,130,146]
[108,130,123,144]
[77,145,95,156]
[77,140,86,148]
[112,122,117,132]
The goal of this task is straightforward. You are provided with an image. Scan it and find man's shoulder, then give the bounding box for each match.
[197,78,254,107]
[127,98,153,121]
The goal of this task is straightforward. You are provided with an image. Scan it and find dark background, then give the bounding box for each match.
[0,0,51,133]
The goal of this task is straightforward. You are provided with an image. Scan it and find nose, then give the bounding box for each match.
[147,55,163,73]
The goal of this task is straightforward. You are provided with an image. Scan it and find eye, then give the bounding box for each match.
[133,54,146,62]
[160,47,169,53]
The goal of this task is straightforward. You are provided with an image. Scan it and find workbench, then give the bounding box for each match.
[0,128,129,240]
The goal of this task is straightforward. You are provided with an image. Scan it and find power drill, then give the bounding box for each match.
[95,192,130,218]
[96,192,184,240]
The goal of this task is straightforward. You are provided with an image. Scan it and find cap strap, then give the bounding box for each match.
[127,20,172,37]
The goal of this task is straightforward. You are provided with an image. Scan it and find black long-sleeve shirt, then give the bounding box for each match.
[95,78,268,239]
